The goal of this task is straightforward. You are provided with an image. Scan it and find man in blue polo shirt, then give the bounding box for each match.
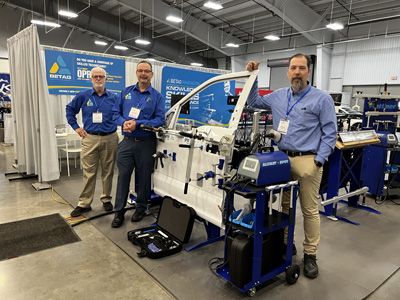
[246,54,337,279]
[111,60,165,228]
[66,67,119,217]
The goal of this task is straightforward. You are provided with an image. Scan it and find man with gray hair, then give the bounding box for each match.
[66,66,119,217]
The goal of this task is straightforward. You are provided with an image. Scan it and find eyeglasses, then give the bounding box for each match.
[91,75,105,79]
[137,69,152,74]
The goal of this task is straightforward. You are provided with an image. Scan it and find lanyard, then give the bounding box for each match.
[135,90,152,108]
[90,93,106,112]
[286,86,311,118]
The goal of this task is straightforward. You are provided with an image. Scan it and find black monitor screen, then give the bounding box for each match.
[227,95,239,106]
[171,94,190,115]
[330,93,342,106]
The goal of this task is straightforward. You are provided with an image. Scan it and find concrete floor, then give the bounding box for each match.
[1,142,400,299]
[0,144,174,300]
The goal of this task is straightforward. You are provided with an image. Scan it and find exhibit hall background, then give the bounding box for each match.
[44,46,229,127]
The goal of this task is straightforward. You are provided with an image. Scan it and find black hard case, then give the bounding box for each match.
[127,197,196,259]
[226,230,284,287]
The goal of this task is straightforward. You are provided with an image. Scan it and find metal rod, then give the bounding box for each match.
[321,187,369,206]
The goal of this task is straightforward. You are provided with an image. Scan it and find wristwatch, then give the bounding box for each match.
[314,160,323,167]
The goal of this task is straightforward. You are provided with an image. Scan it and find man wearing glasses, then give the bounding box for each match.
[111,60,165,227]
[66,66,119,217]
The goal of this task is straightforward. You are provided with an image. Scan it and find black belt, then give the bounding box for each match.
[282,150,315,157]
[124,136,153,142]
[87,130,116,136]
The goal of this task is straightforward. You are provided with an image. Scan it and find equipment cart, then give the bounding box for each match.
[217,180,300,296]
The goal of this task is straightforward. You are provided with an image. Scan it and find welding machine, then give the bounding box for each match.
[237,151,291,186]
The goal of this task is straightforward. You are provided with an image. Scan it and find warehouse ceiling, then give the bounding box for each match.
[2,0,400,68]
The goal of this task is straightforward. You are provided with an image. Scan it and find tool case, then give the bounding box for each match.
[127,197,196,259]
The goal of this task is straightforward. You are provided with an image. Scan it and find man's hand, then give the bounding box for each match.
[314,160,323,168]
[75,127,87,138]
[246,61,260,72]
[123,119,137,133]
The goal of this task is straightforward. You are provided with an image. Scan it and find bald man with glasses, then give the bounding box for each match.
[66,66,119,217]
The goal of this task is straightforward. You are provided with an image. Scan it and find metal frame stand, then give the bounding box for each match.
[320,146,381,225]
[216,181,299,296]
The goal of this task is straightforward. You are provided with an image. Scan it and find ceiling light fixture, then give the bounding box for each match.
[114,45,128,50]
[94,40,107,46]
[190,62,203,67]
[226,43,239,48]
[58,10,78,18]
[135,39,151,45]
[147,58,156,62]
[264,34,280,41]
[203,1,223,10]
[166,15,183,23]
[326,22,344,30]
[31,19,61,28]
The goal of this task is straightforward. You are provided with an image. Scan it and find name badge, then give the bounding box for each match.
[92,112,103,123]
[129,107,141,119]
[277,119,289,135]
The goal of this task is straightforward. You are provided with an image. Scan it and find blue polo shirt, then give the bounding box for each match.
[113,84,165,138]
[248,81,337,164]
[66,88,118,134]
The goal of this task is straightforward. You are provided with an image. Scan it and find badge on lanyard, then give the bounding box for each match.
[92,112,103,123]
[281,86,311,135]
[278,119,289,135]
[129,107,141,119]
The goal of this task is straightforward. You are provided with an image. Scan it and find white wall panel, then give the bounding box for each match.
[342,36,400,85]
[0,58,9,73]
[316,45,332,91]
[233,45,317,89]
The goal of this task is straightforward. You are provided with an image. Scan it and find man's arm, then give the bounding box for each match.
[66,93,88,138]
[112,91,126,127]
[246,61,273,109]
[315,95,337,164]
[65,94,82,130]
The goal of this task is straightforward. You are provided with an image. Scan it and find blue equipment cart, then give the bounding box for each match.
[218,171,299,296]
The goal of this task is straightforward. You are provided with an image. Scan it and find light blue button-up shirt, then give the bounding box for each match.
[247,81,337,164]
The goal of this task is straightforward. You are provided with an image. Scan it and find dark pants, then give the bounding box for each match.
[114,136,156,213]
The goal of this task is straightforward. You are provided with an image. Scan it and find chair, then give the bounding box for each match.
[55,124,82,176]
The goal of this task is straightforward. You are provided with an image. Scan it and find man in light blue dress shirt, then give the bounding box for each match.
[246,54,337,279]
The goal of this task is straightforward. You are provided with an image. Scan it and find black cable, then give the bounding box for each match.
[208,257,224,274]
[361,266,400,299]
[208,223,232,278]
[390,198,400,205]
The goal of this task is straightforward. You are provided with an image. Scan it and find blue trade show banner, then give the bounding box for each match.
[161,66,235,127]
[44,49,125,95]
[0,73,11,101]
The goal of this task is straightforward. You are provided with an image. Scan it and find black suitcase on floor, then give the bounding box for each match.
[226,230,284,287]
[127,197,196,259]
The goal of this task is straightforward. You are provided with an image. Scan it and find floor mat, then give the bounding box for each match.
[0,213,80,261]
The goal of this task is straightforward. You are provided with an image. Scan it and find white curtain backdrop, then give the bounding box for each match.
[7,25,59,182]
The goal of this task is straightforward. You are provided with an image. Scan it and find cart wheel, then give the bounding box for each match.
[247,287,256,297]
[285,264,300,285]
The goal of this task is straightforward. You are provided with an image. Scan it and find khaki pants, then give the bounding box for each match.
[282,155,323,255]
[78,132,118,207]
